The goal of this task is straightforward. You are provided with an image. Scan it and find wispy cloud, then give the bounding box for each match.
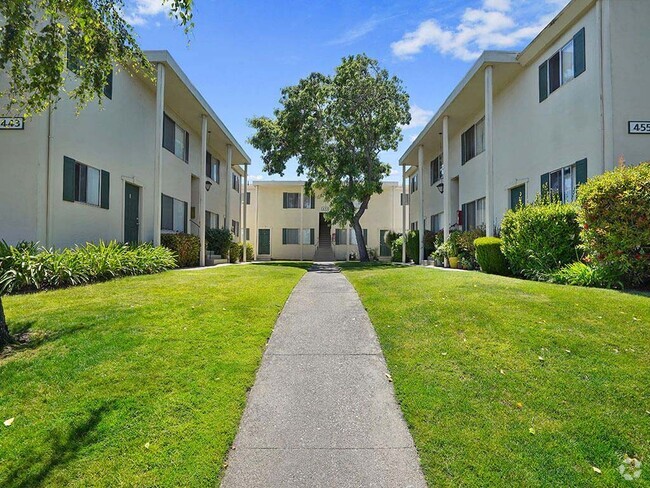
[402,104,434,130]
[391,0,569,61]
[249,174,265,181]
[122,0,170,26]
[329,13,401,46]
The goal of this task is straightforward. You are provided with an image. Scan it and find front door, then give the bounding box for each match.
[379,230,391,257]
[258,228,271,255]
[510,184,526,211]
[124,183,140,244]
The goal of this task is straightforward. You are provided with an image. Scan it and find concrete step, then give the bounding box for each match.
[206,258,229,266]
[313,246,336,262]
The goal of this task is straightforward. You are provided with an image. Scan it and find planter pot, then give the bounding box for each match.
[448,256,459,269]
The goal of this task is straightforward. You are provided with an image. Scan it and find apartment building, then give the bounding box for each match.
[400,0,650,263]
[247,181,404,261]
[0,51,250,265]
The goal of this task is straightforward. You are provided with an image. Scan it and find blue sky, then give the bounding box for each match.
[126,0,569,181]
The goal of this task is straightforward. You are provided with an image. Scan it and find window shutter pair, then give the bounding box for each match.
[63,157,109,208]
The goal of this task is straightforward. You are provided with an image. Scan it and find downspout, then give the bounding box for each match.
[45,104,53,248]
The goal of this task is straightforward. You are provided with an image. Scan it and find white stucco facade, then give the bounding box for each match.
[401,0,650,251]
[0,51,250,259]
[247,181,404,261]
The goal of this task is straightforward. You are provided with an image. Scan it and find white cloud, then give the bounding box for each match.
[122,0,170,26]
[329,14,399,46]
[249,174,265,181]
[403,104,434,130]
[391,0,568,61]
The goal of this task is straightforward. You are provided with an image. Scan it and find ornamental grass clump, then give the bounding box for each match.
[0,240,177,294]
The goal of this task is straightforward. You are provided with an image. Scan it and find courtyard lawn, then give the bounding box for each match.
[0,263,307,487]
[342,264,650,487]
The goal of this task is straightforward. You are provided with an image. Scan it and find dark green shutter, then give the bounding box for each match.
[283,193,288,208]
[184,131,190,162]
[574,28,586,77]
[540,173,550,198]
[310,228,315,245]
[282,228,287,244]
[162,114,175,152]
[103,70,113,99]
[575,158,588,186]
[63,156,76,202]
[100,170,110,209]
[206,152,211,178]
[539,61,548,102]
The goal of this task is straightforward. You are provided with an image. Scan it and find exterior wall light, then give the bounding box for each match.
[436,182,444,194]
[205,180,213,192]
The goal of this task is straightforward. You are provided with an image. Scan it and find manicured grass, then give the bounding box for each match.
[0,263,307,487]
[341,264,650,487]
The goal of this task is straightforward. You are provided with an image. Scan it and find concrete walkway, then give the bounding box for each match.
[221,263,426,488]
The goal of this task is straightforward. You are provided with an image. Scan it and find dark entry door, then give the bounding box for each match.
[124,183,140,244]
[379,230,391,257]
[258,229,271,255]
[510,184,526,211]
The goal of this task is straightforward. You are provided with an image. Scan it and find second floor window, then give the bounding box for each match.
[206,152,221,183]
[163,113,189,162]
[539,28,585,102]
[461,118,485,164]
[283,192,301,208]
[410,174,418,193]
[303,194,316,209]
[430,155,443,185]
[232,174,240,192]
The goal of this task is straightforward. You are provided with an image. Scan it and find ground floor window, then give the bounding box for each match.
[410,221,418,231]
[542,159,587,204]
[431,213,443,233]
[282,228,300,244]
[232,220,240,237]
[245,228,250,241]
[63,156,109,209]
[335,228,347,245]
[302,228,315,245]
[462,197,485,231]
[161,194,187,233]
[205,211,219,229]
[349,228,368,245]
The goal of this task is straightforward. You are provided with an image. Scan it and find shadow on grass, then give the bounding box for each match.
[251,261,314,271]
[337,261,409,273]
[1,320,96,358]
[4,402,114,488]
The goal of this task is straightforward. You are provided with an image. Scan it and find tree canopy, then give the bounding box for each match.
[248,54,410,261]
[0,0,193,116]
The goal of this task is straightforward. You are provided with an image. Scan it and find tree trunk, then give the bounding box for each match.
[353,219,370,262]
[0,296,11,347]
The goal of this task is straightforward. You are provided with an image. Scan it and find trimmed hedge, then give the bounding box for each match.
[0,240,177,294]
[474,237,509,275]
[501,199,580,279]
[576,162,650,287]
[161,233,200,268]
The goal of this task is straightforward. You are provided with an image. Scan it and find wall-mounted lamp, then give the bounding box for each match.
[205,180,213,192]
[436,182,444,194]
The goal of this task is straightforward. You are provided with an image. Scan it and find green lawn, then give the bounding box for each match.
[342,264,650,487]
[0,263,307,487]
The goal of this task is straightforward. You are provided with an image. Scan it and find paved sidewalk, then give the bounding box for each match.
[221,263,426,488]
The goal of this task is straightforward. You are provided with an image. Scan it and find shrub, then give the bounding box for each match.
[390,236,404,262]
[161,233,200,268]
[240,242,254,262]
[576,162,650,287]
[423,230,438,258]
[501,198,580,279]
[206,227,233,258]
[455,228,485,269]
[406,230,419,264]
[474,237,509,275]
[550,262,623,289]
[229,242,242,263]
[0,241,176,294]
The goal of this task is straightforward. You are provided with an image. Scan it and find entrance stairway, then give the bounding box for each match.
[314,222,336,262]
[205,250,228,266]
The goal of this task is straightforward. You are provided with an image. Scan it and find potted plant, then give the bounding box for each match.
[447,232,460,269]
